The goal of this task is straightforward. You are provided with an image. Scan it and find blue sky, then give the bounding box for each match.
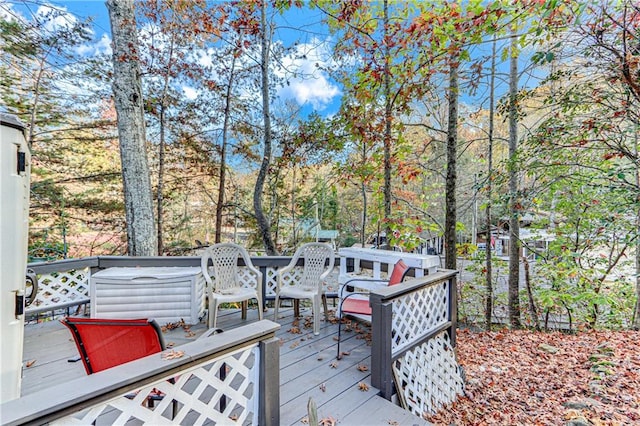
[41,0,343,117]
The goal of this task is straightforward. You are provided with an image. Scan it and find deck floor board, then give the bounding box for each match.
[20,306,430,425]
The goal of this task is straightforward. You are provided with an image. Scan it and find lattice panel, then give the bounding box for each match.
[393,331,464,417]
[205,266,259,292]
[52,344,260,425]
[265,267,278,297]
[26,268,90,314]
[254,267,339,299]
[278,266,305,288]
[236,267,260,291]
[391,280,449,355]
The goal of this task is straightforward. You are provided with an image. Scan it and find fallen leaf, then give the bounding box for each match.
[166,342,176,348]
[358,382,369,391]
[161,349,185,360]
[388,421,400,426]
[300,416,309,424]
[357,364,369,372]
[320,383,326,392]
[289,327,301,334]
[25,360,36,368]
[330,361,338,369]
[290,341,300,349]
[319,416,337,426]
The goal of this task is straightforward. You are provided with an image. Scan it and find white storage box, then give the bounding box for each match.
[90,267,205,325]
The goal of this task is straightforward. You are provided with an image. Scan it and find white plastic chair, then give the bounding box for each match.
[273,242,335,335]
[201,243,263,329]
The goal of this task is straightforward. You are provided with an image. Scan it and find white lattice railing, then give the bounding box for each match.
[370,270,463,417]
[27,268,90,314]
[391,279,450,355]
[393,331,464,417]
[1,320,280,426]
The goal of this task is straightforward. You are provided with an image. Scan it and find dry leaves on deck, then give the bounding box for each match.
[161,319,185,332]
[426,328,640,425]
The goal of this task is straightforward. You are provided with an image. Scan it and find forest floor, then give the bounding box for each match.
[426,328,640,425]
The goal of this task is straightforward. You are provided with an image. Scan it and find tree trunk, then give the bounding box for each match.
[157,104,165,254]
[215,48,238,244]
[382,0,393,245]
[156,36,175,255]
[633,124,640,329]
[523,255,540,331]
[254,0,278,255]
[485,38,496,331]
[507,32,521,328]
[106,0,157,256]
[444,60,459,271]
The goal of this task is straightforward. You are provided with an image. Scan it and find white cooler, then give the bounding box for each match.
[90,267,205,325]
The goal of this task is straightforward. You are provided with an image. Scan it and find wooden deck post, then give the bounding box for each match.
[259,336,280,425]
[370,293,394,400]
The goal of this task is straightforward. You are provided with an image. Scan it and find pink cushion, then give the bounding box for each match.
[341,298,371,315]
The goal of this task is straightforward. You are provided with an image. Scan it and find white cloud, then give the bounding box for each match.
[182,86,197,100]
[276,37,341,110]
[75,33,112,56]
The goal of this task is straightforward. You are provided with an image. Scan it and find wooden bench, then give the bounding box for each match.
[338,247,440,284]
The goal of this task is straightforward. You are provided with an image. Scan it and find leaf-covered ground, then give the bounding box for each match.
[426,329,640,425]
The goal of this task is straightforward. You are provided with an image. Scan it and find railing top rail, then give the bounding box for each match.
[28,255,339,272]
[0,320,280,426]
[27,257,99,273]
[370,269,458,303]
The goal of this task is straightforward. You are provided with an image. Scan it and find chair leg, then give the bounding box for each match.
[336,307,343,359]
[257,296,264,320]
[322,294,329,320]
[294,299,300,317]
[312,295,320,335]
[210,300,219,329]
[241,300,247,320]
[273,294,280,321]
[207,298,214,328]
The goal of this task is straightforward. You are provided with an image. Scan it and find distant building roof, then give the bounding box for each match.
[315,230,339,239]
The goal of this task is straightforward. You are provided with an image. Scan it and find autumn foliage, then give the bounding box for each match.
[427,328,640,425]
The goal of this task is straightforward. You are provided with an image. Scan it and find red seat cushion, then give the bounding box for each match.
[341,298,371,316]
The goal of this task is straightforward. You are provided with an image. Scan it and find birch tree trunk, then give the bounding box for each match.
[507,32,522,328]
[444,60,459,271]
[106,0,157,256]
[254,0,278,255]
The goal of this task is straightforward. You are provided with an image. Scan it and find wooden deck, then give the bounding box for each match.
[21,304,430,425]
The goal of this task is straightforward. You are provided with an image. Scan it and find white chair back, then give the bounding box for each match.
[201,243,257,294]
[296,243,335,291]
